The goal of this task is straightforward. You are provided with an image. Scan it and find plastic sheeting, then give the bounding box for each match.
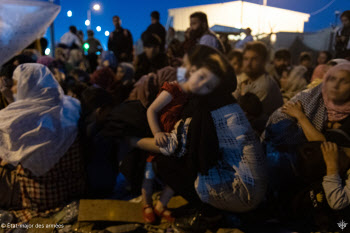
[0,0,60,67]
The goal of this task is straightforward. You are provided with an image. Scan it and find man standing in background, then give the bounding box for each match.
[108,16,133,62]
[142,11,166,52]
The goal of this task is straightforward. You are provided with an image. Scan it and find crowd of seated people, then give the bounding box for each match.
[0,9,350,233]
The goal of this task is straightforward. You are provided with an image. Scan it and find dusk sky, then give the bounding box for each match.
[44,0,349,49]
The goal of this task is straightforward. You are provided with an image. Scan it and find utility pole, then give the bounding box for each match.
[49,0,56,56]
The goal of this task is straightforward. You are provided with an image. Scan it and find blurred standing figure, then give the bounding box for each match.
[189,12,224,52]
[235,28,253,50]
[335,10,350,59]
[60,26,81,49]
[219,34,232,55]
[142,11,166,52]
[108,16,133,62]
[77,30,84,45]
[84,30,103,73]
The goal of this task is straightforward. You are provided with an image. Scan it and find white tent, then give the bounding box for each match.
[168,1,310,35]
[0,0,60,67]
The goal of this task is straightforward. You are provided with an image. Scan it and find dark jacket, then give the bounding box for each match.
[107,27,133,62]
[143,22,166,51]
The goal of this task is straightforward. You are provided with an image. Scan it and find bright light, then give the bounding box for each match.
[228,34,235,40]
[45,48,50,55]
[105,31,110,36]
[67,10,72,17]
[85,20,91,26]
[93,4,101,11]
[83,43,90,50]
[96,26,101,32]
[270,33,277,43]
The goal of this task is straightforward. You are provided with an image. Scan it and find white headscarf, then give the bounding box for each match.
[0,63,80,176]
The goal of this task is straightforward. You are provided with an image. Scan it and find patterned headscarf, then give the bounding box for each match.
[322,63,350,122]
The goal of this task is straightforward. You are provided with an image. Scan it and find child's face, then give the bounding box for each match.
[184,67,220,95]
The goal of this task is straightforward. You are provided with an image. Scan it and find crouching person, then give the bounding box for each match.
[0,64,85,223]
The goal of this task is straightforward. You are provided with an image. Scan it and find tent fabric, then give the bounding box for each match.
[0,0,61,67]
[273,28,333,52]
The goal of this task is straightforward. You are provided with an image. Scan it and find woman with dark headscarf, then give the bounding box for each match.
[134,45,267,228]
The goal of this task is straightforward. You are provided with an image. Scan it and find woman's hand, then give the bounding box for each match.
[155,132,168,148]
[281,101,305,120]
[321,142,339,175]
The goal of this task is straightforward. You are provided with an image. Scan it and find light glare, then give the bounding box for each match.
[96,26,101,32]
[85,20,91,26]
[93,4,101,11]
[270,33,277,43]
[67,10,72,17]
[228,34,235,40]
[45,48,50,55]
[105,31,110,36]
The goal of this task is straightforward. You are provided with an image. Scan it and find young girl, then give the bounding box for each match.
[136,45,267,231]
[141,66,189,224]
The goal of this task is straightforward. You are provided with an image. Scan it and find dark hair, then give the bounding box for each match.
[70,68,90,84]
[299,51,312,63]
[341,10,350,21]
[81,86,113,116]
[274,49,291,61]
[319,51,332,63]
[238,92,263,117]
[0,64,15,80]
[187,45,236,93]
[66,80,88,101]
[243,41,269,63]
[87,30,94,37]
[113,15,120,20]
[151,11,160,20]
[227,50,243,66]
[190,12,208,29]
[167,39,184,58]
[13,54,36,64]
[69,25,77,34]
